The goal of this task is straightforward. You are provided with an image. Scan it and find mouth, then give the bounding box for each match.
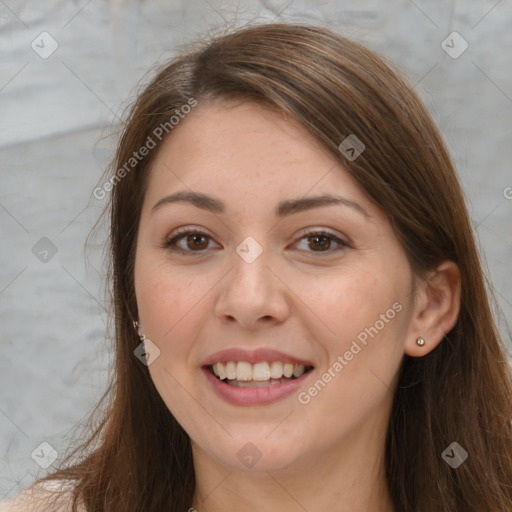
[200,348,315,406]
[205,361,315,388]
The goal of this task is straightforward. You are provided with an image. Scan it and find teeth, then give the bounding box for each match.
[210,361,309,382]
[229,378,290,388]
[252,362,271,381]
[270,361,283,379]
[283,363,294,378]
[236,361,253,381]
[225,361,237,380]
[293,364,305,378]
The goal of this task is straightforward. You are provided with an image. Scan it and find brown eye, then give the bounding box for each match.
[162,228,348,256]
[295,230,349,254]
[184,233,209,250]
[163,229,218,253]
[308,234,331,251]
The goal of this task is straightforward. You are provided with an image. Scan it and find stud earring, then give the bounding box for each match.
[416,337,426,346]
[133,320,145,342]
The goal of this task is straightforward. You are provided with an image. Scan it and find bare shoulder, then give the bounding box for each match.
[0,479,82,512]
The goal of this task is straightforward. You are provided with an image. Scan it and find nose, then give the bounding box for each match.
[214,245,290,330]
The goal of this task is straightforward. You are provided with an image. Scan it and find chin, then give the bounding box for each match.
[198,434,311,473]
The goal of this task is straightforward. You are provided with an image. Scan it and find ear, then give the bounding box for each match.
[404,260,461,357]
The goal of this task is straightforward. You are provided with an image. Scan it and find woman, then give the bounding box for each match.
[4,22,512,512]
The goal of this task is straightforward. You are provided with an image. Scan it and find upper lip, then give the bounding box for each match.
[201,348,314,367]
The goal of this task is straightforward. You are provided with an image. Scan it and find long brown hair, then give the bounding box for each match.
[34,22,512,511]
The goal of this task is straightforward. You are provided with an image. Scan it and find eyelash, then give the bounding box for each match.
[162,227,350,256]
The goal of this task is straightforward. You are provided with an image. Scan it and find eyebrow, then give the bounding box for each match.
[151,191,370,218]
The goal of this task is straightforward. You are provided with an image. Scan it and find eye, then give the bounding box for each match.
[162,227,219,254]
[294,229,349,254]
[162,227,349,255]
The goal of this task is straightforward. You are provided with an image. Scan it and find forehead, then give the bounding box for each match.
[144,99,375,218]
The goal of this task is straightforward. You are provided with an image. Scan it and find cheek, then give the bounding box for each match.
[135,260,205,415]
[134,257,223,404]
[305,265,391,341]
[309,265,406,385]
[135,256,205,341]
[296,276,405,443]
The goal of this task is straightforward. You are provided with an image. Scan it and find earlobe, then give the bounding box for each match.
[404,260,461,357]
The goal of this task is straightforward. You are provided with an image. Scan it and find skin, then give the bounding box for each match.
[133,99,461,512]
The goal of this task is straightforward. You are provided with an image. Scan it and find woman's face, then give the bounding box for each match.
[134,99,417,474]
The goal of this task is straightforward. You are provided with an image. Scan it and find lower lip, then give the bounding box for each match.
[202,367,313,406]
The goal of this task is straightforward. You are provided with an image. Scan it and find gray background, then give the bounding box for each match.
[1,0,511,501]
